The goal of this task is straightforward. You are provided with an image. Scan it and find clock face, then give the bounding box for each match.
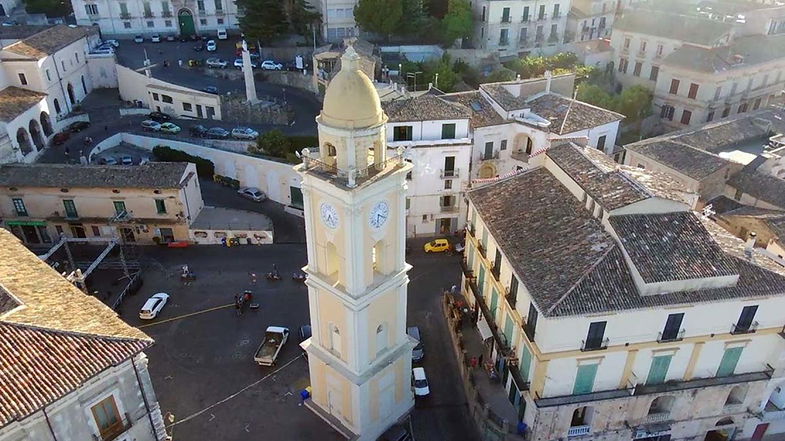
[368,200,390,230]
[320,202,339,229]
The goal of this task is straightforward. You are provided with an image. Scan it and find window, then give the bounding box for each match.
[124,22,131,28]
[85,3,98,15]
[146,20,154,27]
[730,82,738,96]
[669,79,680,95]
[519,345,532,381]
[656,44,663,57]
[623,37,630,50]
[200,18,207,25]
[648,396,675,415]
[550,24,557,38]
[500,139,507,151]
[633,62,642,77]
[492,249,501,279]
[45,69,51,81]
[618,57,628,74]
[725,385,747,406]
[91,396,123,439]
[393,126,413,141]
[707,111,715,122]
[499,29,509,46]
[182,102,192,112]
[63,200,78,218]
[481,5,485,21]
[573,364,598,394]
[738,102,749,113]
[680,110,692,125]
[717,347,743,377]
[733,188,743,200]
[113,201,126,215]
[660,105,675,121]
[525,302,537,341]
[483,141,493,160]
[501,7,510,22]
[639,40,646,53]
[155,199,166,214]
[649,66,659,81]
[596,135,606,151]
[12,198,28,216]
[405,198,410,210]
[659,313,683,341]
[520,27,528,43]
[553,3,560,17]
[197,0,205,12]
[165,20,172,26]
[75,52,79,64]
[688,83,699,99]
[752,97,761,110]
[441,123,456,139]
[538,4,545,19]
[525,137,533,154]
[646,355,672,384]
[119,2,128,14]
[733,305,758,333]
[714,86,722,100]
[217,18,224,24]
[522,6,529,21]
[18,73,27,85]
[162,95,173,104]
[723,106,731,118]
[583,321,606,350]
[444,180,452,190]
[152,93,159,101]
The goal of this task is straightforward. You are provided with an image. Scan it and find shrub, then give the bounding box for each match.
[152,145,215,178]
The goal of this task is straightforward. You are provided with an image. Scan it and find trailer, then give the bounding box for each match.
[254,326,290,366]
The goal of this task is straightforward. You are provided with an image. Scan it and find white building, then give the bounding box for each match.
[312,0,360,42]
[0,25,102,162]
[72,0,238,38]
[0,229,166,441]
[472,0,572,58]
[461,141,785,441]
[566,0,615,42]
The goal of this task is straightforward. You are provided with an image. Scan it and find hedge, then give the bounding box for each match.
[152,145,215,178]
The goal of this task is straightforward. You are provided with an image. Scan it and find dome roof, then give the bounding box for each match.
[320,46,385,130]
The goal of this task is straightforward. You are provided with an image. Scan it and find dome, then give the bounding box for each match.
[320,46,385,130]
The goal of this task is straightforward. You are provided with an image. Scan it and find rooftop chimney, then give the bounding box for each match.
[544,70,553,94]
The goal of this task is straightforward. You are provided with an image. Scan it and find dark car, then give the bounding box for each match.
[147,111,171,122]
[202,85,219,94]
[191,34,202,41]
[165,34,176,42]
[51,131,70,145]
[189,125,208,137]
[205,127,229,139]
[67,121,90,133]
[299,325,312,342]
[193,43,205,52]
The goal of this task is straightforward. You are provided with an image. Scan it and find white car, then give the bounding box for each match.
[141,120,161,131]
[412,367,430,397]
[237,186,267,202]
[233,58,257,69]
[104,39,119,47]
[151,34,161,43]
[121,155,134,165]
[260,60,283,70]
[139,293,169,320]
[206,39,217,51]
[231,127,259,140]
[206,57,228,68]
[134,35,144,43]
[217,28,228,40]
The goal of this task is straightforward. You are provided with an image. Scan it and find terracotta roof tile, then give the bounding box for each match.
[526,94,623,134]
[382,93,471,122]
[441,91,506,128]
[0,162,189,189]
[0,87,47,122]
[727,167,785,209]
[3,25,96,59]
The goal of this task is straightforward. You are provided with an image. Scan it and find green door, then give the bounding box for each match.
[178,9,195,36]
[573,364,598,395]
[519,346,532,382]
[717,347,743,377]
[503,314,514,345]
[490,288,499,319]
[467,242,474,269]
[478,266,486,296]
[646,355,672,385]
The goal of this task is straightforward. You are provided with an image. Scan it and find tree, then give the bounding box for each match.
[615,85,653,122]
[251,130,292,158]
[576,84,616,112]
[485,69,516,83]
[440,0,473,44]
[284,0,321,38]
[354,0,403,40]
[397,0,430,37]
[24,0,72,17]
[235,0,288,44]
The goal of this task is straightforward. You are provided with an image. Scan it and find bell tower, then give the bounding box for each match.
[295,46,415,440]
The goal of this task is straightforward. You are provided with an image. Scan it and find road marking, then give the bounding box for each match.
[137,303,235,328]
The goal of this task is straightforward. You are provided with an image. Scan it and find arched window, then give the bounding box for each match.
[648,396,675,415]
[53,98,61,114]
[571,406,594,427]
[325,143,336,157]
[725,385,747,406]
[716,417,734,426]
[375,323,388,358]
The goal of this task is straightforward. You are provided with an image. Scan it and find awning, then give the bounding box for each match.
[477,316,493,341]
[5,220,46,227]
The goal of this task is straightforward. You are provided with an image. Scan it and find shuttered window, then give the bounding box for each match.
[717,347,743,377]
[646,355,672,385]
[573,364,598,395]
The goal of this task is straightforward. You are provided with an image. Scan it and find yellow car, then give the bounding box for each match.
[423,238,451,253]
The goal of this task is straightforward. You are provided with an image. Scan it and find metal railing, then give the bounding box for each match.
[300,152,406,188]
[581,337,609,351]
[499,38,510,46]
[440,168,459,179]
[440,204,459,213]
[481,151,500,161]
[567,425,591,437]
[731,321,759,335]
[143,11,154,17]
[657,328,685,343]
[478,244,487,258]
[119,12,131,19]
[645,412,670,424]
[92,412,132,441]
[161,10,172,17]
[505,292,517,309]
[501,16,512,23]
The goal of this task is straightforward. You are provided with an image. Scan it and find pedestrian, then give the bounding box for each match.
[451,284,458,295]
[478,353,484,366]
[104,125,108,132]
[64,146,70,156]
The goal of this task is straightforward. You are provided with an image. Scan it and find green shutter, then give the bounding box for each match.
[573,364,598,395]
[490,288,499,319]
[519,346,532,382]
[646,355,672,385]
[467,243,475,270]
[478,266,486,296]
[503,314,514,344]
[717,347,743,377]
[482,229,488,250]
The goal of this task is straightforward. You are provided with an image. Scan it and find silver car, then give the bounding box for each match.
[206,57,227,68]
[141,119,161,131]
[237,187,266,202]
[231,127,259,140]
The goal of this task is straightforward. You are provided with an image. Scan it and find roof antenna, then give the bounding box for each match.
[559,88,579,135]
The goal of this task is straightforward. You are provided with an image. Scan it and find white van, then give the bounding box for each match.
[217,28,228,40]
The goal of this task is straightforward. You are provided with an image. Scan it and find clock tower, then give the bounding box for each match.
[295,46,415,440]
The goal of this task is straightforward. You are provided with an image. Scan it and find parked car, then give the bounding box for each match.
[217,28,228,40]
[101,156,118,165]
[189,125,208,137]
[231,127,258,140]
[141,120,162,131]
[205,127,230,139]
[147,111,171,122]
[151,34,161,43]
[206,57,228,68]
[102,39,119,47]
[408,327,424,362]
[202,85,219,94]
[67,121,90,133]
[380,425,413,441]
[159,122,181,134]
[134,35,144,43]
[51,132,70,145]
[423,238,450,253]
[165,34,176,42]
[412,367,430,397]
[139,293,169,320]
[237,186,267,202]
[193,43,205,51]
[206,39,217,51]
[121,155,134,165]
[260,60,283,70]
[233,58,257,69]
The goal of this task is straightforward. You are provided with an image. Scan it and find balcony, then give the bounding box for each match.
[499,38,510,47]
[644,412,670,424]
[621,46,630,54]
[505,291,516,309]
[119,12,131,19]
[523,323,535,342]
[440,204,459,213]
[581,337,609,352]
[478,244,487,258]
[92,413,132,441]
[143,11,154,18]
[215,8,224,15]
[636,50,647,58]
[730,321,758,335]
[440,168,459,179]
[519,38,529,46]
[536,14,548,21]
[511,150,530,162]
[480,151,500,161]
[567,425,591,437]
[657,328,685,343]
[460,257,474,278]
[501,16,512,23]
[162,10,172,17]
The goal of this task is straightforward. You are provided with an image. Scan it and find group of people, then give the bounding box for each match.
[234,290,253,315]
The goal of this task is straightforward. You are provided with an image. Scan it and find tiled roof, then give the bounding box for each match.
[382,92,470,122]
[0,25,51,41]
[527,93,624,135]
[0,87,47,122]
[2,25,96,59]
[0,230,152,426]
[614,9,732,45]
[727,167,785,209]
[625,140,729,180]
[0,162,189,189]
[610,212,738,283]
[766,217,785,240]
[441,91,506,128]
[480,83,529,111]
[0,287,20,315]
[662,34,785,74]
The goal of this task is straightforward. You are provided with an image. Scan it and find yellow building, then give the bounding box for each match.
[296,46,416,440]
[0,162,203,245]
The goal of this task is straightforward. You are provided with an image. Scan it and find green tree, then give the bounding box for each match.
[284,0,321,37]
[615,85,653,122]
[440,0,473,44]
[576,84,616,111]
[236,0,288,44]
[24,0,72,17]
[251,130,292,158]
[354,0,403,40]
[397,0,429,37]
[485,69,517,83]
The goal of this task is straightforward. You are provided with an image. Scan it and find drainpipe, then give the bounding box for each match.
[42,406,59,441]
[131,356,161,441]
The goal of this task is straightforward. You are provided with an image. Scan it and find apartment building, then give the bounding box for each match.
[566,0,615,42]
[383,91,473,237]
[654,34,785,129]
[472,0,571,58]
[312,0,359,41]
[460,141,785,441]
[72,0,238,38]
[0,25,102,162]
[0,162,204,245]
[0,229,166,441]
